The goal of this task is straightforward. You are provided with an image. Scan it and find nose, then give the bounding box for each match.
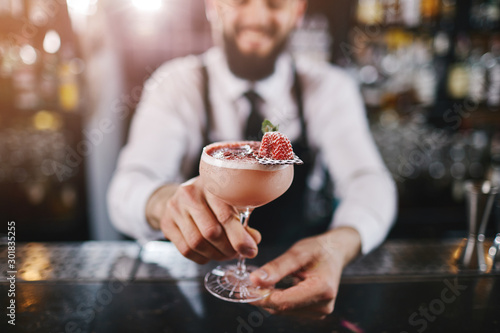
[241,0,272,26]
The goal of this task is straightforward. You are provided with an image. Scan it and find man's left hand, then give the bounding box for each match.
[249,227,361,320]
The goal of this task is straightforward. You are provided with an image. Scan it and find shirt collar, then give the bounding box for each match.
[206,47,294,104]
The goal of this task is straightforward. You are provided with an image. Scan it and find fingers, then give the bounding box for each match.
[250,245,312,287]
[261,299,334,320]
[187,200,237,258]
[161,183,235,263]
[205,191,258,258]
[160,177,259,263]
[249,237,341,319]
[175,212,229,261]
[259,275,336,307]
[252,278,337,320]
[160,215,210,265]
[202,187,236,227]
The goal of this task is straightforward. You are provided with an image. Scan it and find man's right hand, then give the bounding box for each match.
[146,177,261,264]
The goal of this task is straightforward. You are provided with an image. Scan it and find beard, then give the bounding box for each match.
[223,27,289,81]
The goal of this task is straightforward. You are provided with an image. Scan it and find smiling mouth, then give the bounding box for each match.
[236,25,275,38]
[239,29,271,41]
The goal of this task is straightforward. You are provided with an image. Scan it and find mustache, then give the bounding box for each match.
[235,24,277,37]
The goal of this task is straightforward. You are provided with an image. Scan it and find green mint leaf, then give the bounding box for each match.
[261,119,279,133]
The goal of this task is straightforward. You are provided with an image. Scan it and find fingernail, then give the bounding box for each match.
[242,247,257,257]
[254,269,268,281]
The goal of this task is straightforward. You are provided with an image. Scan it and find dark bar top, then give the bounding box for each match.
[1,239,499,333]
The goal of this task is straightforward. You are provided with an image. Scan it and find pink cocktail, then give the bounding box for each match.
[200,141,294,209]
[199,141,294,302]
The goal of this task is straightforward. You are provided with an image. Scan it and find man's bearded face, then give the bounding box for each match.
[213,0,306,81]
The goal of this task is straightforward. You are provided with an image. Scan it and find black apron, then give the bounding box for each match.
[195,59,333,247]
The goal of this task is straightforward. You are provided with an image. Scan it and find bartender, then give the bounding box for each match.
[108,0,396,319]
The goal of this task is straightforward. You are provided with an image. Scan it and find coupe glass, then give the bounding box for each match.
[199,141,294,302]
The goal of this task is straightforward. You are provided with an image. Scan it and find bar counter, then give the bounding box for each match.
[1,239,499,333]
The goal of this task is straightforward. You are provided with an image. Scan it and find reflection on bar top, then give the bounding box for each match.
[0,238,499,283]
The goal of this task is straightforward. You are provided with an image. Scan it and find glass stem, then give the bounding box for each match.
[235,208,251,277]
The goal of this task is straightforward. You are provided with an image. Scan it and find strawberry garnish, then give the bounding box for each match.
[258,131,294,160]
[257,120,296,161]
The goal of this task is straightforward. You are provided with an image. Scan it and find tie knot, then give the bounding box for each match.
[243,90,261,104]
[243,90,264,140]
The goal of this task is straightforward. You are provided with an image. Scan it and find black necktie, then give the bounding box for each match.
[243,90,264,140]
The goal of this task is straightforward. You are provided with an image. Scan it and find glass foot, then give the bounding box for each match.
[204,265,271,303]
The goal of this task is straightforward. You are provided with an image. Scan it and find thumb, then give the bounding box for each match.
[245,226,262,245]
[250,249,310,287]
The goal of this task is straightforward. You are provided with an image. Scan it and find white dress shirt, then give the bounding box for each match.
[107,47,397,253]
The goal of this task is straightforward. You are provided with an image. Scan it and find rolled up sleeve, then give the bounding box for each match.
[107,61,201,242]
[307,68,397,254]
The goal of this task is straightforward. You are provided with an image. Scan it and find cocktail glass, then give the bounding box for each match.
[199,141,294,302]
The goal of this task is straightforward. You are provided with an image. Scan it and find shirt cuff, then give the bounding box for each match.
[108,174,165,244]
[330,203,391,254]
[133,179,166,244]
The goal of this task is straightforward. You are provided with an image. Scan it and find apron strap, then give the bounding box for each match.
[200,58,213,147]
[291,60,309,149]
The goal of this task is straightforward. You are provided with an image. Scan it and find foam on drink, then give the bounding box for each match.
[202,141,288,171]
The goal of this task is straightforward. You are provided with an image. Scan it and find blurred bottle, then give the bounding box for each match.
[486,37,500,107]
[467,44,487,104]
[40,29,63,109]
[470,0,483,29]
[400,0,421,27]
[11,30,40,110]
[40,52,59,108]
[440,0,456,30]
[447,35,470,99]
[420,0,441,27]
[385,0,402,25]
[0,40,16,107]
[471,0,500,30]
[399,0,421,27]
[413,37,438,106]
[487,131,500,187]
[433,30,451,57]
[13,60,39,110]
[290,14,331,62]
[486,129,500,246]
[489,0,500,29]
[357,0,385,25]
[58,47,81,112]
